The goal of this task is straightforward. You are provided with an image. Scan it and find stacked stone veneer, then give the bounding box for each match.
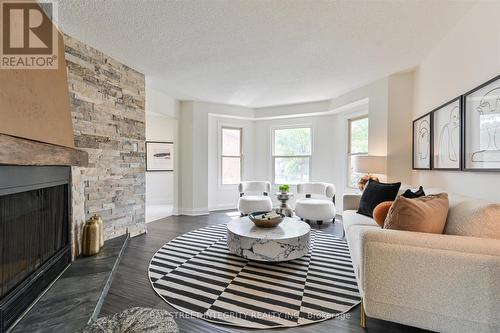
[64,35,146,255]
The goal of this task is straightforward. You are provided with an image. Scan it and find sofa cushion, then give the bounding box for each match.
[445,201,500,239]
[341,210,379,283]
[401,186,425,199]
[357,180,401,218]
[343,209,379,233]
[384,193,449,234]
[373,201,393,227]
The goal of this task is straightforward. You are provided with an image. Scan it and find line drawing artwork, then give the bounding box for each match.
[471,86,500,163]
[417,118,430,163]
[437,105,460,164]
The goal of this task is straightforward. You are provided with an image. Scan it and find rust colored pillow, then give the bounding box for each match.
[373,201,393,227]
[384,193,449,234]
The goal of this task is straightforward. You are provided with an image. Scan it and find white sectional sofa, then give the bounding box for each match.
[342,189,500,333]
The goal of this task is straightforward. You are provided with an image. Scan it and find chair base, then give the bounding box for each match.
[300,217,335,225]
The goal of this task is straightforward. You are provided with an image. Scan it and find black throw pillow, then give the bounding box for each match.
[357,180,401,218]
[402,186,425,199]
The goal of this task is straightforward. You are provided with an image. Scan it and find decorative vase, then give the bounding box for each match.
[82,216,101,256]
[93,214,104,248]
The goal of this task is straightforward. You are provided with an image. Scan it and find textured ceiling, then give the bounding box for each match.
[54,0,473,108]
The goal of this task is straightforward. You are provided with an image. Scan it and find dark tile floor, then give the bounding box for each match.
[12,235,128,333]
[100,211,428,333]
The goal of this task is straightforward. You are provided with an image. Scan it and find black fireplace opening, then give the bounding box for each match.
[0,166,71,332]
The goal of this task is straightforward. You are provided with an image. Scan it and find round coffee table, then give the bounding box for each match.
[226,217,310,262]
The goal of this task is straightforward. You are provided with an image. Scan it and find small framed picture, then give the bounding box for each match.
[431,97,462,170]
[146,141,174,172]
[413,113,432,170]
[463,75,500,171]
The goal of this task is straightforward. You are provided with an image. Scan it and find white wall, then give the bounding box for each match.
[253,115,343,209]
[208,116,255,210]
[412,2,500,202]
[146,79,179,118]
[177,102,196,214]
[326,79,389,157]
[178,101,255,215]
[145,114,177,205]
[145,81,180,215]
[249,79,392,211]
[387,72,414,185]
[198,78,398,213]
[176,72,419,215]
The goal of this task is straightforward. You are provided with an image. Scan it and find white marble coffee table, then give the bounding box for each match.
[226,217,310,262]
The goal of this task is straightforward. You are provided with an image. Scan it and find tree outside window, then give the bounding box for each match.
[348,117,369,188]
[273,127,311,184]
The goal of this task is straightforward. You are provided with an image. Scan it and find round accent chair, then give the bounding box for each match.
[237,181,273,216]
[294,182,336,225]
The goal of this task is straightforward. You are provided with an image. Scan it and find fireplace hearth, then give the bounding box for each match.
[0,166,71,332]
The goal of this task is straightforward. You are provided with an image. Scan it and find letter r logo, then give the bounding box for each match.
[2,2,53,54]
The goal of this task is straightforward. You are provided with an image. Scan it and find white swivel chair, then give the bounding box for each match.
[295,182,336,225]
[237,181,273,216]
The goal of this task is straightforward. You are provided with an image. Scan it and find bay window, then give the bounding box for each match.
[221,127,242,185]
[272,127,311,184]
[347,116,369,188]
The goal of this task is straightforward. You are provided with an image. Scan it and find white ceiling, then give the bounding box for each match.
[54,0,473,108]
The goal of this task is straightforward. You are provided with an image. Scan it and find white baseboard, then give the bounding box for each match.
[209,203,237,212]
[173,207,210,216]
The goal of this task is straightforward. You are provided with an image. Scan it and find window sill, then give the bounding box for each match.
[218,184,239,191]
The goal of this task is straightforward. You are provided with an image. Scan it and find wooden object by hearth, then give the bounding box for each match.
[0,134,88,167]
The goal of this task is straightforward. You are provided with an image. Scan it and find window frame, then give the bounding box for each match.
[271,125,312,185]
[347,115,369,189]
[220,126,243,186]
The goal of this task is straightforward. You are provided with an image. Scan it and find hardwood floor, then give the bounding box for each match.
[101,211,428,333]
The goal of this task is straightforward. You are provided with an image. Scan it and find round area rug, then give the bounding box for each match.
[148,224,360,329]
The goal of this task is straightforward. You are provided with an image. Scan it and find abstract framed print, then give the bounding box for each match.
[432,97,462,170]
[146,141,174,171]
[413,113,432,170]
[463,75,500,171]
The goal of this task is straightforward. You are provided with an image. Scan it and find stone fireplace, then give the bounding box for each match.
[0,166,70,331]
[0,135,88,332]
[0,4,146,330]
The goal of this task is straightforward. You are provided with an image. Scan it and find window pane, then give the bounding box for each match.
[222,157,241,184]
[348,155,363,188]
[274,128,311,156]
[350,118,368,153]
[274,157,309,184]
[222,128,241,156]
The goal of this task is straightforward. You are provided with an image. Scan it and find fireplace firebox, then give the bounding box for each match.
[0,166,71,332]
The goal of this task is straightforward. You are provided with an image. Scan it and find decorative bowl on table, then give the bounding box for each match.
[248,211,284,228]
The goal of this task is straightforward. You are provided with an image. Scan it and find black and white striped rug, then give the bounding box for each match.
[148,224,360,328]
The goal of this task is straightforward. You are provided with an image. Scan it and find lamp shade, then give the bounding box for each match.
[352,155,386,174]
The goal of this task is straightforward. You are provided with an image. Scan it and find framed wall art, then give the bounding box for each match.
[413,113,432,170]
[146,141,174,172]
[431,97,462,170]
[463,75,500,171]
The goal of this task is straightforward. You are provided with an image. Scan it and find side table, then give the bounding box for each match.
[275,192,294,217]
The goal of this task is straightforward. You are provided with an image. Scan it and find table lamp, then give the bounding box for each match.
[352,155,386,191]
